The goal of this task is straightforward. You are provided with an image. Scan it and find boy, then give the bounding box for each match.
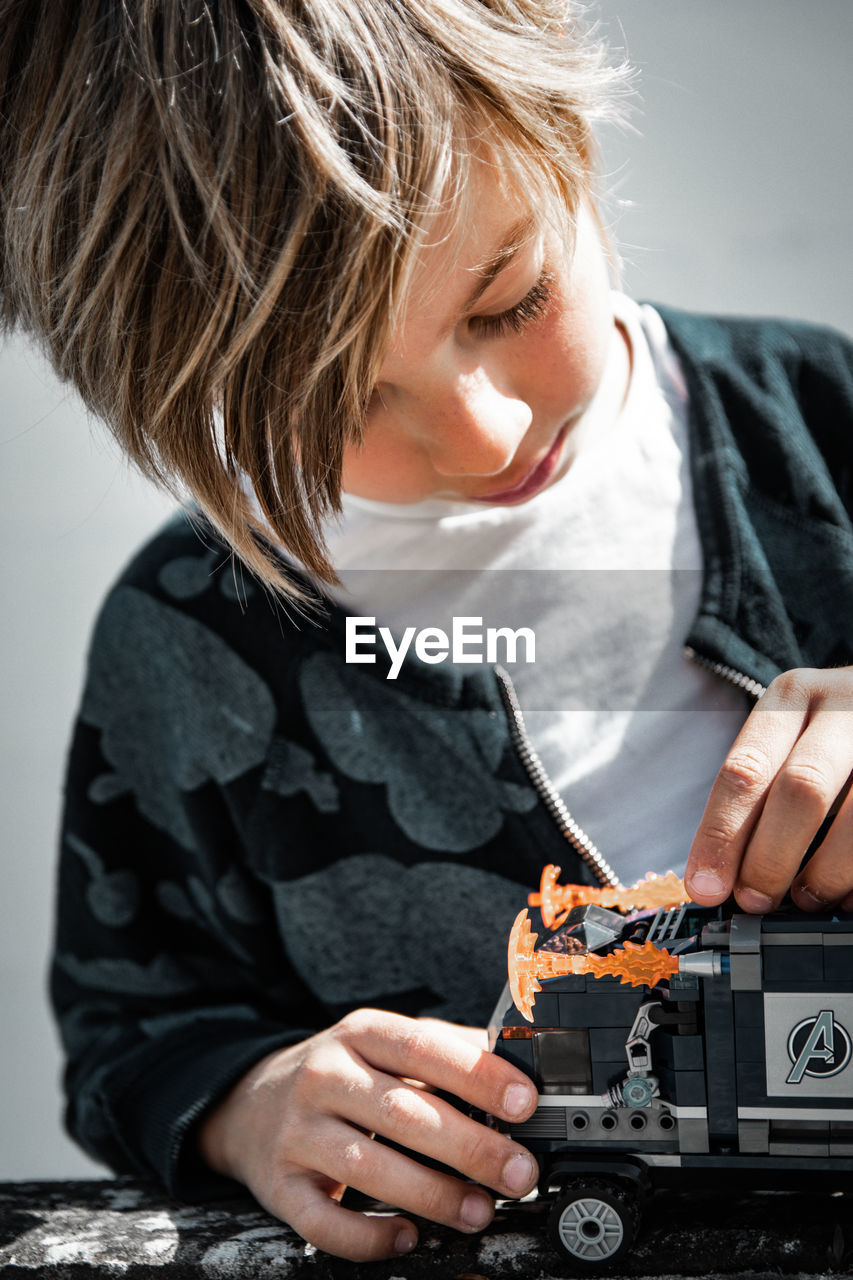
[1,0,851,1263]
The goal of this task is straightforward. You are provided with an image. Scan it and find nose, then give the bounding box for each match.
[422,368,533,477]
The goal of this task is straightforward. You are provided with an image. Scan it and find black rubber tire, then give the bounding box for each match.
[547,1179,640,1272]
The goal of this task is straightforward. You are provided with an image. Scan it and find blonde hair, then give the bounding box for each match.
[0,0,626,600]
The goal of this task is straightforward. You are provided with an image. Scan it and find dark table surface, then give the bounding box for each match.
[0,1178,849,1278]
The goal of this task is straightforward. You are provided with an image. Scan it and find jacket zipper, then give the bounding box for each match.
[493,665,621,888]
[495,650,767,892]
[683,645,767,701]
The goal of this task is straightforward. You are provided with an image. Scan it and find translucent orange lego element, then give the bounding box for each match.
[583,939,680,988]
[507,908,681,1021]
[528,864,690,928]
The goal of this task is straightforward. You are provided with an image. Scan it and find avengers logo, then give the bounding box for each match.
[786,1010,852,1084]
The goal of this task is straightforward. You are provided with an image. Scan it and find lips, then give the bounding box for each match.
[473,425,569,505]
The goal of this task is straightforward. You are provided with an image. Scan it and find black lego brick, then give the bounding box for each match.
[763,947,823,984]
[589,1027,630,1060]
[665,974,700,997]
[528,993,560,1026]
[539,974,587,993]
[733,991,764,1027]
[830,1120,853,1136]
[822,948,853,985]
[558,992,642,1028]
[653,1032,705,1071]
[591,1059,627,1095]
[734,1023,766,1063]
[763,916,838,934]
[736,1060,770,1105]
[584,975,646,1000]
[657,1067,707,1107]
[495,1038,534,1076]
[702,975,738,1138]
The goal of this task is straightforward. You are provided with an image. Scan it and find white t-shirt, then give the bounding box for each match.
[294,294,750,881]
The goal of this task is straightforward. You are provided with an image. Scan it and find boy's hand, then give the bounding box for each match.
[685,667,853,913]
[197,1011,539,1262]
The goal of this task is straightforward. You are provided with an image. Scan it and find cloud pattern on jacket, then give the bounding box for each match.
[300,651,536,852]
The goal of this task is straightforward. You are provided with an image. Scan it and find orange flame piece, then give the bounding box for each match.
[508,910,584,1020]
[584,938,680,988]
[529,865,690,928]
[507,909,680,1020]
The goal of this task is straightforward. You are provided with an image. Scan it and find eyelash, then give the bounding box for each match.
[470,271,554,339]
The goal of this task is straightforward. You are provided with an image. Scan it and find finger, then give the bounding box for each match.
[276,1168,419,1263]
[335,1010,538,1123]
[734,720,853,911]
[295,1115,499,1236]
[793,784,853,909]
[438,1022,490,1051]
[685,681,810,904]
[326,1064,539,1200]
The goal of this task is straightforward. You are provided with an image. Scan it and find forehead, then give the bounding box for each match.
[389,162,543,342]
[413,162,538,293]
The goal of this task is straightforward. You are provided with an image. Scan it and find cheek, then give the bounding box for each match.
[525,298,611,418]
[341,428,427,502]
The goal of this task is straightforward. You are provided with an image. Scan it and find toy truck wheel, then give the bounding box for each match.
[548,1180,638,1270]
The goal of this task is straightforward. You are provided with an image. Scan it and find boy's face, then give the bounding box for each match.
[341,169,625,506]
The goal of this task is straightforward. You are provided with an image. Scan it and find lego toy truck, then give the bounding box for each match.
[490,900,853,1270]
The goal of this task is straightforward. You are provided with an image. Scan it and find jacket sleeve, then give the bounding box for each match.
[50,576,319,1199]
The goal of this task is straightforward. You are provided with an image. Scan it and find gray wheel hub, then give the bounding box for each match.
[556,1195,625,1261]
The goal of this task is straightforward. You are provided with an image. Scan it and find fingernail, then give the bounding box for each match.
[687,869,725,898]
[503,1083,536,1119]
[737,887,774,914]
[460,1193,493,1231]
[395,1227,417,1254]
[795,884,830,911]
[504,1152,538,1196]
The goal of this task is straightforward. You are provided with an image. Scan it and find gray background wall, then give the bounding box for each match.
[2,1,851,1179]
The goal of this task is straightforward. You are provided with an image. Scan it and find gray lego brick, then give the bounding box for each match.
[509,1106,567,1141]
[738,1119,769,1154]
[729,950,762,991]
[767,1141,830,1156]
[730,913,762,952]
[677,1116,710,1154]
[700,922,731,947]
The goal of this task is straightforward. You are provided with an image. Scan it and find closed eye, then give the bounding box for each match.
[469,271,554,340]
